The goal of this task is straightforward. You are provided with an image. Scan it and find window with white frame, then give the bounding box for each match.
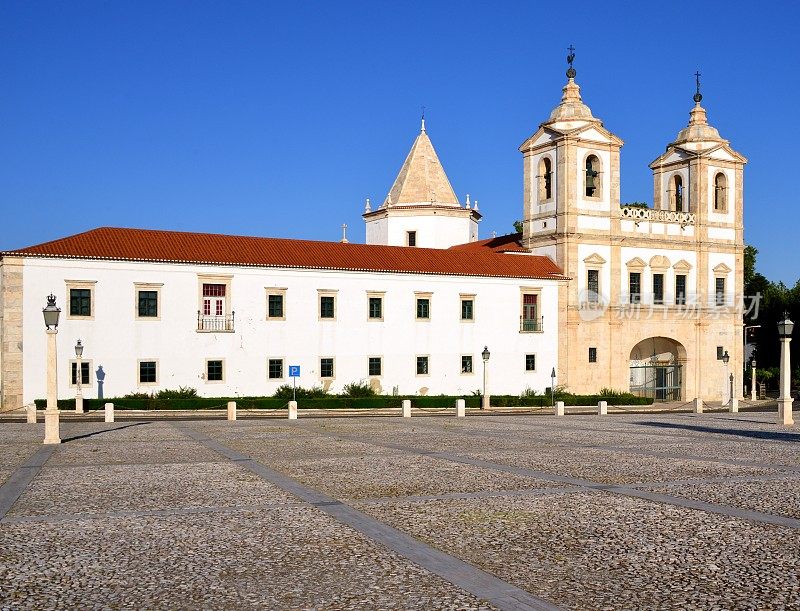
[368,357,382,377]
[268,358,284,380]
[138,360,158,385]
[320,357,334,379]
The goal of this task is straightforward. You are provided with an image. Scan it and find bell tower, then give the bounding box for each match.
[518,47,623,274]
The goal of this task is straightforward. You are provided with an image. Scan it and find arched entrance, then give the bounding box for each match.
[629,337,686,401]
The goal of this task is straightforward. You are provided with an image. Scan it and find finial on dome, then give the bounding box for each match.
[693,70,703,104]
[465,194,471,209]
[566,44,576,79]
[364,197,371,213]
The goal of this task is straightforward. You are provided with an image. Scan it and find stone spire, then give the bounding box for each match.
[383,122,460,208]
[673,74,723,145]
[545,45,597,125]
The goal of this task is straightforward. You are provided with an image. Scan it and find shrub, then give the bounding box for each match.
[273,384,329,400]
[520,387,539,398]
[155,386,198,399]
[123,391,152,399]
[340,380,376,397]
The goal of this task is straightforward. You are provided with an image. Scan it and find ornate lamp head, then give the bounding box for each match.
[42,294,61,330]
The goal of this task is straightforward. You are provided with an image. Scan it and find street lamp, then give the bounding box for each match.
[722,350,730,406]
[75,339,84,414]
[42,294,61,444]
[750,358,757,402]
[481,346,490,410]
[778,312,794,425]
[550,367,556,406]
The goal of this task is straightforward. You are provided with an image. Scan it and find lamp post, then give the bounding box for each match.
[75,339,84,414]
[481,346,490,410]
[750,359,757,402]
[42,294,61,444]
[722,350,730,406]
[550,367,556,406]
[778,313,794,426]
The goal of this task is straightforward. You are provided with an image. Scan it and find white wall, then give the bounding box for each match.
[385,214,477,248]
[20,257,561,402]
[366,213,477,248]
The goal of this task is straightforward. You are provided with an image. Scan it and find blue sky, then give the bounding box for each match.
[1,1,797,282]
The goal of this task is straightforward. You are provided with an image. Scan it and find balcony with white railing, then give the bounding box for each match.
[620,205,695,237]
[197,311,235,332]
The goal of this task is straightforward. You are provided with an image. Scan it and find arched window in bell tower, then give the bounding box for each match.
[585,155,601,198]
[538,157,552,202]
[670,174,683,211]
[714,172,727,212]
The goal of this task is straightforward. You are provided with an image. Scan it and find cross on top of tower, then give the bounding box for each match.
[566,44,576,79]
[693,70,703,104]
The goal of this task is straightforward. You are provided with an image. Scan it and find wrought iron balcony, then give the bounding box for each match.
[520,317,544,333]
[197,311,235,332]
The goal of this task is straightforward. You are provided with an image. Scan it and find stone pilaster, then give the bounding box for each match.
[0,257,24,410]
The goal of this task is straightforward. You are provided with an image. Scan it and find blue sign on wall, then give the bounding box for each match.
[288,365,301,378]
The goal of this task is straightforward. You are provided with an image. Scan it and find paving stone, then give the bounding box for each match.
[0,508,495,610]
[7,462,297,517]
[352,491,800,610]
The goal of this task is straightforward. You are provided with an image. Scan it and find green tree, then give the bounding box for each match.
[513,220,523,234]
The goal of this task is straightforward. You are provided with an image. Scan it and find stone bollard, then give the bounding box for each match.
[693,398,703,414]
[598,400,607,415]
[26,404,37,424]
[730,397,739,413]
[104,402,114,423]
[288,400,298,420]
[455,399,465,418]
[401,399,411,418]
[227,401,237,421]
[75,395,84,414]
[554,401,565,417]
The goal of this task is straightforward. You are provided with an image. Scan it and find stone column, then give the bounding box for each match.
[401,399,411,418]
[779,336,793,426]
[693,397,703,414]
[227,401,237,421]
[750,365,757,402]
[43,329,60,445]
[555,401,565,417]
[26,404,37,424]
[597,400,607,415]
[288,400,298,420]
[455,399,465,418]
[104,403,114,423]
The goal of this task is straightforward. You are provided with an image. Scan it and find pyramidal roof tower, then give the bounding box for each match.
[383,118,460,207]
[364,118,480,248]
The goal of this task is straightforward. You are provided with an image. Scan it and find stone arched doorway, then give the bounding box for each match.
[629,337,687,401]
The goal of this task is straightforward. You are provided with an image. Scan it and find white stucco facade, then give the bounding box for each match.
[16,257,560,403]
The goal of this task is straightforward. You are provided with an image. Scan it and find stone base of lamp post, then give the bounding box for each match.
[43,410,61,444]
[26,404,37,423]
[75,395,84,414]
[481,395,490,410]
[779,398,794,426]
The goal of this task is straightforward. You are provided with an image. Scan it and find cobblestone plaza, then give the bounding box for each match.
[2,412,799,609]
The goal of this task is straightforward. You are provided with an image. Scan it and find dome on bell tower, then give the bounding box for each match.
[546,78,597,124]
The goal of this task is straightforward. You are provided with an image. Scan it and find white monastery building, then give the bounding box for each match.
[0,62,745,407]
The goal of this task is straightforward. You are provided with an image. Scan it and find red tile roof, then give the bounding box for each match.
[449,232,527,253]
[3,227,566,280]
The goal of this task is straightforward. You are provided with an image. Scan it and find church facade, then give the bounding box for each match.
[0,67,745,408]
